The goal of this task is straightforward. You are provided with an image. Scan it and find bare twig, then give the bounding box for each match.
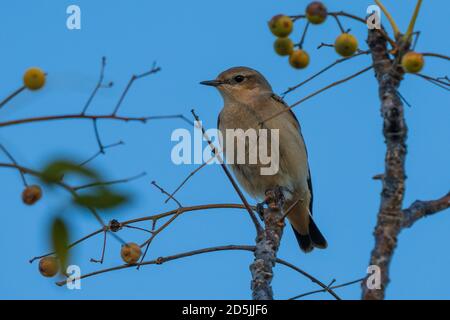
[164,156,215,203]
[78,141,124,167]
[261,66,373,125]
[421,52,450,61]
[112,62,161,115]
[0,113,193,128]
[413,73,450,91]
[297,21,310,49]
[151,180,183,208]
[0,144,28,186]
[282,50,369,96]
[0,86,26,110]
[90,229,108,264]
[191,110,263,234]
[73,172,146,191]
[290,277,365,300]
[81,56,113,115]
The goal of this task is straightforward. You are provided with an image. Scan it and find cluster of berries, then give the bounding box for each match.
[268,1,425,74]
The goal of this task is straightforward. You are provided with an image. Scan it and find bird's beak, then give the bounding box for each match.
[200,79,223,87]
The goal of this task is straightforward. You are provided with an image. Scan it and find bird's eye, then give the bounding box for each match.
[234,75,245,83]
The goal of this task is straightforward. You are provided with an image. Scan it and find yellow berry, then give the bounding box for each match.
[121,243,141,264]
[274,38,294,56]
[268,15,293,38]
[23,67,46,90]
[401,52,424,73]
[334,33,359,57]
[289,50,310,69]
[22,185,43,205]
[39,257,59,277]
[306,1,328,24]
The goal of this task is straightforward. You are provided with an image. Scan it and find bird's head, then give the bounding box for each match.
[200,67,272,103]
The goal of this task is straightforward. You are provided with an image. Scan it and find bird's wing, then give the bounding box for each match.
[270,93,313,215]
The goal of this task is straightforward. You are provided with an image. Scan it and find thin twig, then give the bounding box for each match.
[190,110,263,234]
[73,172,146,191]
[262,66,373,125]
[0,144,28,186]
[164,156,215,203]
[413,73,450,91]
[0,113,193,128]
[81,56,113,115]
[289,277,365,300]
[421,52,450,61]
[0,86,26,110]
[78,141,124,167]
[282,50,369,96]
[112,62,161,115]
[297,21,310,49]
[151,180,183,208]
[90,230,108,264]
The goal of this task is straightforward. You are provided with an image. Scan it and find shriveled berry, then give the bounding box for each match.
[22,185,43,205]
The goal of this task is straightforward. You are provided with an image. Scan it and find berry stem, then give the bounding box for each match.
[298,21,310,48]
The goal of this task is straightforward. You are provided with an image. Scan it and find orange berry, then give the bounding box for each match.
[121,243,142,264]
[289,50,310,69]
[39,257,59,277]
[23,67,46,90]
[22,185,43,205]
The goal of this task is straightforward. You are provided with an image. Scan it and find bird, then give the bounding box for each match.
[200,66,327,253]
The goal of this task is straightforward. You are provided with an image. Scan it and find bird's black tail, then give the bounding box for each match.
[292,216,327,253]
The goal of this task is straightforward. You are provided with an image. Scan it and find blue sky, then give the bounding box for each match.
[0,0,449,299]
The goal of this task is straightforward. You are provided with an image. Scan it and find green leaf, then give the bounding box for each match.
[41,160,98,183]
[74,189,128,209]
[51,218,70,272]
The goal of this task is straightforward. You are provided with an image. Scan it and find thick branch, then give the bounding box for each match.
[362,29,408,300]
[250,189,285,300]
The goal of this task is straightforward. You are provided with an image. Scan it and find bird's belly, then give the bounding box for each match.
[229,162,297,200]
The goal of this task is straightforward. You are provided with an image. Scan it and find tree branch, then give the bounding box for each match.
[0,113,193,128]
[362,29,408,300]
[402,192,450,228]
[250,189,285,300]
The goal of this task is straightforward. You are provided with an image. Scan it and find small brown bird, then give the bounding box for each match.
[201,66,327,253]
